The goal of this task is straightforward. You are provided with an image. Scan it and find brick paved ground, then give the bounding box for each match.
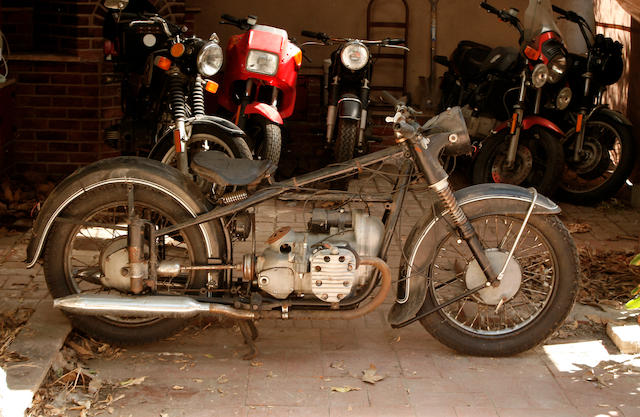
[1,173,640,416]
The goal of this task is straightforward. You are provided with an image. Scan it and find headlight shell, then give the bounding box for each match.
[197,41,223,77]
[531,63,549,88]
[341,41,369,71]
[548,55,567,84]
[556,86,572,110]
[246,50,279,76]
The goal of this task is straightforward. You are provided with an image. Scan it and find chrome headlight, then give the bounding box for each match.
[556,86,572,110]
[531,63,549,88]
[197,41,223,76]
[548,55,567,84]
[340,41,369,71]
[246,50,279,76]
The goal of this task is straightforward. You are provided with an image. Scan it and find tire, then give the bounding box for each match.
[472,127,565,196]
[246,118,282,166]
[334,118,358,162]
[558,115,635,205]
[417,205,579,356]
[43,183,212,344]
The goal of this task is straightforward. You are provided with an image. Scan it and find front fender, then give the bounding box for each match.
[26,157,228,268]
[337,95,362,120]
[387,183,560,327]
[244,103,284,125]
[591,107,632,126]
[494,116,564,136]
[149,115,246,159]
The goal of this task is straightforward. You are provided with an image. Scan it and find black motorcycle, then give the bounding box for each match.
[103,0,251,179]
[301,31,407,162]
[544,5,634,204]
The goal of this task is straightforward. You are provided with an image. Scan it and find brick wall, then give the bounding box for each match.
[0,0,187,178]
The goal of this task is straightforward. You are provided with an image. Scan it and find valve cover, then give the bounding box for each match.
[309,246,358,303]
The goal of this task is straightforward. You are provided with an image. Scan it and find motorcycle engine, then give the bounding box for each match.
[255,209,384,303]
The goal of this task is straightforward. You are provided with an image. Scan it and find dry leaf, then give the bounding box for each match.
[193,378,203,383]
[172,385,184,390]
[361,364,385,384]
[119,376,146,387]
[204,353,214,359]
[330,360,345,370]
[250,361,263,367]
[217,374,229,384]
[331,386,361,393]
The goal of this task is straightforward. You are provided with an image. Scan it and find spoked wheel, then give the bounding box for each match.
[472,127,564,196]
[418,208,578,356]
[559,116,635,205]
[43,183,213,344]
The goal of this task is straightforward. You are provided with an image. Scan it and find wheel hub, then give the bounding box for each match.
[465,249,522,305]
[573,140,606,175]
[490,145,532,185]
[99,237,132,293]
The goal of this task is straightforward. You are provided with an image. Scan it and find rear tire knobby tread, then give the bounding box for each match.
[43,183,211,345]
[419,211,579,357]
[334,119,358,163]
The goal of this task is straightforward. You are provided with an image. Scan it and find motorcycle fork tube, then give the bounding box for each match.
[406,137,498,284]
[506,72,528,168]
[236,79,253,129]
[357,79,371,151]
[573,74,592,162]
[127,217,146,294]
[326,76,339,143]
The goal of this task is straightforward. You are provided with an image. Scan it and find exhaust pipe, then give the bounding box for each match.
[54,294,256,320]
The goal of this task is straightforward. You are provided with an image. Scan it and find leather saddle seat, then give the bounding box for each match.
[191,151,276,186]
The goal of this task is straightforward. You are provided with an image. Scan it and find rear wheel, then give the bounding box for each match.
[559,115,635,205]
[418,207,578,356]
[43,183,213,344]
[472,127,564,196]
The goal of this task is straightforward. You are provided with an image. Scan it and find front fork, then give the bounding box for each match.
[573,73,593,162]
[505,70,528,168]
[406,135,499,286]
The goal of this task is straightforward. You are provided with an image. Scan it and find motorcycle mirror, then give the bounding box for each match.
[104,0,128,10]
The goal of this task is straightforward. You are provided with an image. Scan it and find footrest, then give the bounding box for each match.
[191,151,275,186]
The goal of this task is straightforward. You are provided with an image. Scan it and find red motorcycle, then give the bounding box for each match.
[217,14,303,166]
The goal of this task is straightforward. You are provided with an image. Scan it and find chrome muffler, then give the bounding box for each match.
[54,294,256,320]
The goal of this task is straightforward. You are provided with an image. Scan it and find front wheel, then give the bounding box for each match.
[246,118,282,166]
[472,127,564,196]
[558,115,635,205]
[334,118,359,162]
[418,207,578,356]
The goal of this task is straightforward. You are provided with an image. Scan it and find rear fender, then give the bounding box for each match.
[494,116,564,136]
[26,157,229,268]
[387,183,560,326]
[244,102,283,125]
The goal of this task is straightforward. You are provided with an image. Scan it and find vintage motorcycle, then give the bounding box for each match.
[216,14,303,166]
[25,85,579,357]
[301,31,408,162]
[545,5,634,205]
[103,0,252,177]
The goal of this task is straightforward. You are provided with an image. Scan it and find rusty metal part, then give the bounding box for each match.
[127,218,146,294]
[266,227,291,244]
[243,254,255,282]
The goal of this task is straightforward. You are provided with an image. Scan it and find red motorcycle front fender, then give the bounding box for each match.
[244,102,283,125]
[494,116,564,136]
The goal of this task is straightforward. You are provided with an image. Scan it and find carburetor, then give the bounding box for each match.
[254,209,384,302]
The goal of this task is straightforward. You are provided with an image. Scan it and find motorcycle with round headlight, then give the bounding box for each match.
[301,31,408,162]
[216,14,303,166]
[541,5,634,205]
[471,0,567,196]
[103,0,252,185]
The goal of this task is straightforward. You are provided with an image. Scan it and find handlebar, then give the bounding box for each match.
[480,1,500,15]
[220,14,256,31]
[480,2,523,37]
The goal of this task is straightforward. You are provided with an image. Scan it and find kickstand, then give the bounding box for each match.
[238,320,258,360]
